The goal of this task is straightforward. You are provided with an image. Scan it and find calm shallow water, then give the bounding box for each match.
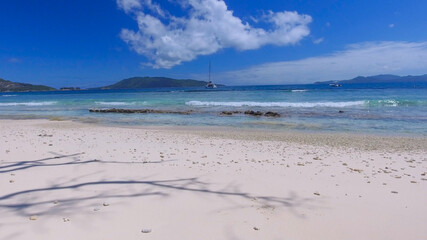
[1,82,426,136]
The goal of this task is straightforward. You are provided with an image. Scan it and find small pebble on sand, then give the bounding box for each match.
[29,215,38,221]
[141,229,152,233]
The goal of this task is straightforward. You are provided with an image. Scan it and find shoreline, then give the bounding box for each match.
[20,118,427,150]
[2,115,427,139]
[1,119,426,239]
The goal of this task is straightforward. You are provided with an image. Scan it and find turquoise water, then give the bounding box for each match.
[1,83,426,136]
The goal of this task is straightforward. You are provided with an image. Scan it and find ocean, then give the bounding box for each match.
[1,82,426,136]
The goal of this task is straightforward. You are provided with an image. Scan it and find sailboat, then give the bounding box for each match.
[205,61,217,89]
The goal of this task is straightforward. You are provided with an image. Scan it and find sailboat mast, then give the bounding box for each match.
[209,61,211,82]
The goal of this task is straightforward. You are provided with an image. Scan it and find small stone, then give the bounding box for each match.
[53,200,59,205]
[9,180,14,183]
[391,191,398,194]
[141,229,152,233]
[29,215,38,220]
[313,192,320,196]
[93,208,100,212]
[63,218,70,222]
[103,203,110,206]
[253,227,259,231]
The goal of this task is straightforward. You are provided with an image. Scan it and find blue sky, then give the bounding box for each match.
[1,0,426,87]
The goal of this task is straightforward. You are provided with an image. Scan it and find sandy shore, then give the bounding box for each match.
[1,119,426,240]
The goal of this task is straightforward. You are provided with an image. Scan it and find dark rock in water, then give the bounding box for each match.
[220,111,242,116]
[244,110,263,116]
[89,108,193,115]
[220,111,233,115]
[338,110,344,113]
[264,111,280,117]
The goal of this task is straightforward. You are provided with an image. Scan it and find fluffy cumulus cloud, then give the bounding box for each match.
[212,41,427,85]
[117,0,312,68]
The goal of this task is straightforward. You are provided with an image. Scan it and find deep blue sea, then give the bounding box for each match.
[1,82,426,136]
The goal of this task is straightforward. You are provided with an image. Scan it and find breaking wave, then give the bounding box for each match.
[94,101,140,106]
[291,90,308,92]
[186,101,365,108]
[366,99,426,107]
[0,101,57,106]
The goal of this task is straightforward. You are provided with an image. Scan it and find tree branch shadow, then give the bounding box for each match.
[0,152,176,174]
[0,153,321,220]
[0,176,319,219]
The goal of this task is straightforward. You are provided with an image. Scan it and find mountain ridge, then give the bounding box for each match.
[97,76,224,89]
[0,78,56,92]
[315,74,427,84]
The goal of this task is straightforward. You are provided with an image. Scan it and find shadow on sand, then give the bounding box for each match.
[0,152,320,219]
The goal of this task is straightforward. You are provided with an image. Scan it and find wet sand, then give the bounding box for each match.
[0,119,426,240]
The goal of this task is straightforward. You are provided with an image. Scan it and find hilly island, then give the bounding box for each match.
[0,78,55,92]
[98,77,222,89]
[315,74,427,84]
[2,74,427,92]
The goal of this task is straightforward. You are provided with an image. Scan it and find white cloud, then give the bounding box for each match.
[117,0,312,68]
[313,37,324,44]
[389,23,395,28]
[209,41,427,85]
[117,0,141,13]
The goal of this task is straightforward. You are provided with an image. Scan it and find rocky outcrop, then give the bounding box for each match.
[244,110,263,116]
[264,111,281,117]
[220,111,242,115]
[220,110,281,117]
[89,108,194,115]
[90,108,281,117]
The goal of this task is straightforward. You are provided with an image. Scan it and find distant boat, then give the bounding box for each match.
[205,81,217,89]
[205,61,217,89]
[329,83,342,87]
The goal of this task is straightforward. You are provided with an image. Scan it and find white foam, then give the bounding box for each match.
[186,101,365,108]
[0,101,57,106]
[95,101,138,106]
[1,95,17,97]
[291,90,308,92]
[376,100,399,107]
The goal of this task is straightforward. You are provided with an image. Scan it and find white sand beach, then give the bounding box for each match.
[0,119,426,240]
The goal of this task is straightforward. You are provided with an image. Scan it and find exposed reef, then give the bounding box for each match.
[90,108,281,117]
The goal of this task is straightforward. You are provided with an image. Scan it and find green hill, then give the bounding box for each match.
[0,78,56,92]
[315,74,427,84]
[100,77,222,89]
